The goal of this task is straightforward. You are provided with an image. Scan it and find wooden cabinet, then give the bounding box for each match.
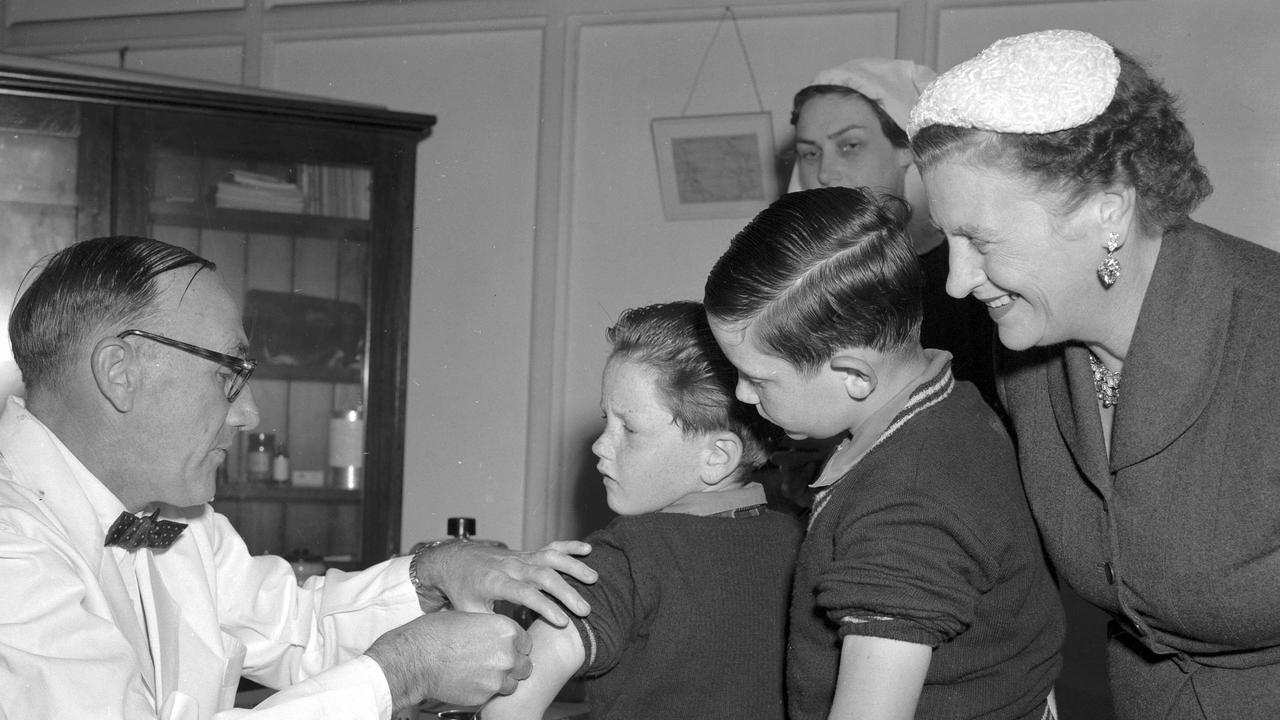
[0,54,434,568]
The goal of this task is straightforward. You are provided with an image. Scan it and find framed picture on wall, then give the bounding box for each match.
[651,111,778,221]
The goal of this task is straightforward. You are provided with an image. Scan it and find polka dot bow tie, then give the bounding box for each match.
[104,509,188,551]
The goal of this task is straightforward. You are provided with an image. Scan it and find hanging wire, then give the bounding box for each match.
[679,6,766,117]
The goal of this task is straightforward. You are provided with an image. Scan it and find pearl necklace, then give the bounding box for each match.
[1088,352,1121,408]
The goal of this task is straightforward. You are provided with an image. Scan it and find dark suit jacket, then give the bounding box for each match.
[999,221,1280,720]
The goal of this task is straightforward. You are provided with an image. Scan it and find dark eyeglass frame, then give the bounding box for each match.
[117,328,258,403]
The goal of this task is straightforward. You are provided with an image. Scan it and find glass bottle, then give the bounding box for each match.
[408,518,507,720]
[328,408,364,490]
[246,432,274,482]
[271,443,291,484]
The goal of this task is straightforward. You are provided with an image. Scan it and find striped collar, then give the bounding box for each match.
[658,482,768,517]
[810,349,955,490]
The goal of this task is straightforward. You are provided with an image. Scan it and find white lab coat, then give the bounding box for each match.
[0,397,422,719]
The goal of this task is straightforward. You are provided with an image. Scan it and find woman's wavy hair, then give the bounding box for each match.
[606,301,777,471]
[791,84,910,149]
[703,186,922,375]
[911,50,1212,233]
[10,236,213,392]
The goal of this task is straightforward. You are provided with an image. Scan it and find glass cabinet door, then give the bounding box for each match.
[0,96,111,398]
[115,107,385,568]
[0,57,428,571]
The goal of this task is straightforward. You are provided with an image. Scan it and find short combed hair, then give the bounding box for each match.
[607,301,775,471]
[790,84,909,149]
[704,187,922,373]
[10,236,214,391]
[911,50,1212,233]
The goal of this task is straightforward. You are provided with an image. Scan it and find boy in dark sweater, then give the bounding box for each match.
[704,187,1064,720]
[483,301,801,720]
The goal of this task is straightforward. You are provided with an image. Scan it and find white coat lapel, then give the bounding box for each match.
[98,550,157,696]
[144,544,241,719]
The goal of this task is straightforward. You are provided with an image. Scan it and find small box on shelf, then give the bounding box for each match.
[291,470,325,488]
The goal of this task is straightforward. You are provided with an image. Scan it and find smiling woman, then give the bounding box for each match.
[921,160,1097,352]
[910,29,1280,720]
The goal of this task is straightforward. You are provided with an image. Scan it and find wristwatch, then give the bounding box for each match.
[408,539,458,605]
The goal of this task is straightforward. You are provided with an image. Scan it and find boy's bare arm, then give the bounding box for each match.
[481,617,587,720]
[827,634,931,720]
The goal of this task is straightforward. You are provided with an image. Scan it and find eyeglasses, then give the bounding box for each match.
[118,329,258,403]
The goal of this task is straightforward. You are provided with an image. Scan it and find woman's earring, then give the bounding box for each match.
[1097,232,1121,288]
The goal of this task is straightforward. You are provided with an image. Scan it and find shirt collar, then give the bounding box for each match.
[6,397,130,536]
[811,349,955,488]
[658,482,767,517]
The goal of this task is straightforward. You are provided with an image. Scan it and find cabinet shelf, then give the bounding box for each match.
[253,364,361,384]
[216,483,362,504]
[149,200,370,240]
[0,189,78,207]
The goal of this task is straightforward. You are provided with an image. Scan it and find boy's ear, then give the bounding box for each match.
[701,432,743,486]
[92,336,139,413]
[829,350,876,401]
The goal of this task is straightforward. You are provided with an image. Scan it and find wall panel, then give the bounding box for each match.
[6,0,243,26]
[269,26,544,550]
[52,44,244,84]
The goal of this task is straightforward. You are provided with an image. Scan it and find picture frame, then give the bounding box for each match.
[651,111,778,221]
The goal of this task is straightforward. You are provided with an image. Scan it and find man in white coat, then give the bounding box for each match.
[0,235,597,719]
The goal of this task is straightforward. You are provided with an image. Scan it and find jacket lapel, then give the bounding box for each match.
[98,552,157,696]
[144,526,237,719]
[1046,343,1114,496]
[1111,224,1230,470]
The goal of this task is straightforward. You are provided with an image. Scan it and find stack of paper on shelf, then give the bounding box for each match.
[215,169,304,213]
[296,164,371,219]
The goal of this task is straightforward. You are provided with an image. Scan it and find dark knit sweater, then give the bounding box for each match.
[788,378,1064,720]
[566,509,801,720]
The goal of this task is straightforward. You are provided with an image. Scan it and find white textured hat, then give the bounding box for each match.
[788,58,936,194]
[808,58,936,136]
[907,29,1119,138]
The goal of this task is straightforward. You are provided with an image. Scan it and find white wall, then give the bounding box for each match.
[266,25,545,548]
[56,43,243,83]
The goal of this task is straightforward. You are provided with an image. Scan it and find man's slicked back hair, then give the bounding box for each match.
[9,235,214,391]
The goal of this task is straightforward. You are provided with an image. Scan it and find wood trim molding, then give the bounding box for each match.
[0,52,435,133]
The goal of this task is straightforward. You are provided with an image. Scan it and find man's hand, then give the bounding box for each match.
[365,612,531,710]
[413,540,596,626]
